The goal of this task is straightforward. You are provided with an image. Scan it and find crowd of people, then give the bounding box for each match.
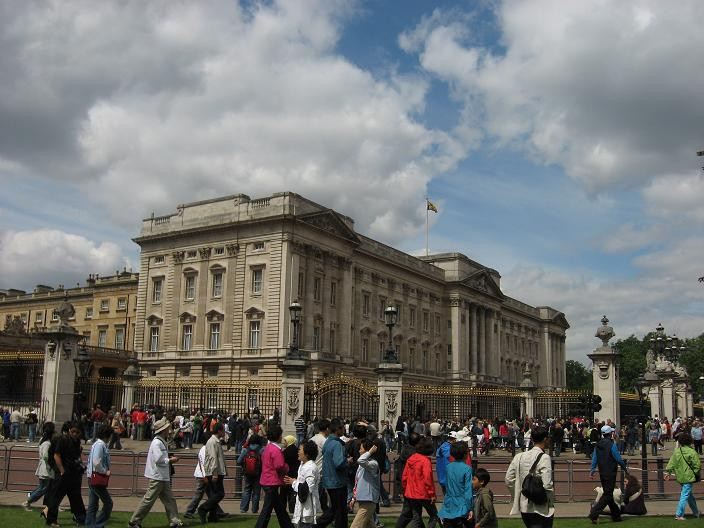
[15,404,704,527]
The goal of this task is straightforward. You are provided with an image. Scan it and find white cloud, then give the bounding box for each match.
[643,172,704,222]
[0,0,468,244]
[0,229,130,291]
[402,0,704,193]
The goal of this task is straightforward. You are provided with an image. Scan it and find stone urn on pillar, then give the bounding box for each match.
[35,298,83,424]
[375,306,403,428]
[279,301,308,437]
[588,316,620,424]
[519,365,537,418]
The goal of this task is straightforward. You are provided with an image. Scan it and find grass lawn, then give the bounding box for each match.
[0,509,700,527]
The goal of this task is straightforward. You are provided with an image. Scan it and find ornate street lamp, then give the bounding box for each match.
[649,323,686,365]
[633,375,650,495]
[287,301,302,360]
[383,305,398,363]
[73,343,92,379]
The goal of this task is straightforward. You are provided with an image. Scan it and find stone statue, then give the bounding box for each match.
[53,299,75,326]
[655,355,673,373]
[674,362,688,378]
[645,348,656,373]
[595,315,615,347]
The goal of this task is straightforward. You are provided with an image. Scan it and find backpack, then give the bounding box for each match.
[521,452,548,505]
[243,449,261,477]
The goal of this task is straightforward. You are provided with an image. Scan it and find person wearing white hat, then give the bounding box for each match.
[587,425,628,524]
[129,417,182,528]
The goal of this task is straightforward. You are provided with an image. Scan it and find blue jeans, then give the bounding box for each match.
[240,474,261,513]
[296,433,305,446]
[91,422,100,441]
[28,478,50,504]
[85,484,113,528]
[183,432,193,449]
[676,482,700,518]
[11,423,20,441]
[28,423,36,442]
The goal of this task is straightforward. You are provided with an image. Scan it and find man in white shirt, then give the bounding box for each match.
[505,426,555,528]
[184,440,226,519]
[429,419,442,451]
[129,418,182,528]
[10,408,21,441]
[311,419,330,511]
[198,424,228,523]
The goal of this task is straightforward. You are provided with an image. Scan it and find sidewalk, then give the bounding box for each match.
[0,490,685,518]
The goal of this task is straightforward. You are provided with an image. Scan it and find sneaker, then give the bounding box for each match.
[675,516,686,521]
[170,521,184,527]
[128,521,142,528]
[21,500,31,511]
[183,512,194,519]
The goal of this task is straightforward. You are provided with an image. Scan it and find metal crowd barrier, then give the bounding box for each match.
[0,446,701,502]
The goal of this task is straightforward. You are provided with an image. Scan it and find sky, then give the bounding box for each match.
[1,0,703,364]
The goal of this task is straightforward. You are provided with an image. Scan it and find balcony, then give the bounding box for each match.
[84,345,134,361]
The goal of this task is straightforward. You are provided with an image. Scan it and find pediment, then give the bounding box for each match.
[206,309,225,321]
[297,210,360,244]
[460,269,504,299]
[244,307,264,320]
[179,311,197,323]
[551,312,570,329]
[146,314,163,325]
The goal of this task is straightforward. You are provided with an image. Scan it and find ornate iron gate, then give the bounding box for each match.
[533,390,588,418]
[304,374,379,422]
[402,385,522,421]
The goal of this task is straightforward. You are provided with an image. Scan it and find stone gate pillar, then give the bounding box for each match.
[520,365,536,418]
[644,371,661,418]
[660,375,676,421]
[588,316,620,424]
[36,301,81,424]
[279,357,308,437]
[376,361,403,429]
[122,357,142,412]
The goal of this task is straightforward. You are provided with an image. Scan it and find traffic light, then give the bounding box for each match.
[592,395,602,413]
[578,394,590,416]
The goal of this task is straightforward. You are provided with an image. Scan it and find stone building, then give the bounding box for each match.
[133,192,568,388]
[0,272,139,408]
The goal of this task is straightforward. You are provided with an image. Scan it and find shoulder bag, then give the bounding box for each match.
[521,451,548,505]
[680,447,701,483]
[88,444,110,487]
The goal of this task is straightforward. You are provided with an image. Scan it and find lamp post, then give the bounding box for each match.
[72,342,92,413]
[634,375,649,496]
[288,301,302,361]
[383,305,398,363]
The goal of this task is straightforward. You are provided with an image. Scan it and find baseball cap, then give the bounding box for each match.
[601,425,615,434]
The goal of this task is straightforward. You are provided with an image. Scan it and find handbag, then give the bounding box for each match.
[90,472,110,487]
[680,447,701,483]
[521,451,548,505]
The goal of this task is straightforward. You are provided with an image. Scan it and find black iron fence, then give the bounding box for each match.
[134,379,281,416]
[402,385,522,421]
[304,374,379,422]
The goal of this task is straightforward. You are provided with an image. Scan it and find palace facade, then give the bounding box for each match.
[133,192,569,388]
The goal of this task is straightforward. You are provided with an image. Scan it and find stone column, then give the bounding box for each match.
[686,389,694,418]
[450,298,462,378]
[520,367,536,419]
[648,382,663,418]
[675,380,688,418]
[496,313,502,380]
[588,316,620,424]
[279,357,308,437]
[470,304,478,375]
[542,325,551,387]
[376,362,403,429]
[485,309,493,379]
[478,307,486,377]
[660,376,675,421]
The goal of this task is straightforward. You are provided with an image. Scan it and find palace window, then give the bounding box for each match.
[182,324,193,350]
[447,344,452,370]
[51,311,59,322]
[186,250,197,259]
[100,299,109,312]
[35,312,43,324]
[313,277,322,301]
[378,298,386,321]
[249,321,261,348]
[254,242,265,251]
[423,311,429,332]
[149,327,159,352]
[98,327,107,348]
[362,293,370,317]
[312,326,321,350]
[212,272,223,298]
[409,307,416,328]
[329,328,336,354]
[154,255,165,264]
[409,348,415,370]
[152,279,162,303]
[435,314,441,335]
[252,268,263,294]
[114,327,125,349]
[395,303,402,324]
[423,350,428,372]
[298,272,305,298]
[214,247,225,256]
[362,338,369,364]
[209,323,220,350]
[184,275,196,300]
[117,298,127,310]
[330,281,337,306]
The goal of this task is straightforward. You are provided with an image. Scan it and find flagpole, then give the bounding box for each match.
[425,197,429,257]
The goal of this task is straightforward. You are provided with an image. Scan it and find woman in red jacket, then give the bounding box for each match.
[401,437,439,528]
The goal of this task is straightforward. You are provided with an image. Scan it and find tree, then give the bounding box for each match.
[566,360,593,391]
[613,335,647,392]
[681,333,704,399]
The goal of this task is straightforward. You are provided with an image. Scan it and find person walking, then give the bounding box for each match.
[10,408,22,441]
[437,441,473,528]
[472,468,497,528]
[238,433,265,513]
[89,405,105,443]
[128,417,182,528]
[691,421,703,455]
[44,421,87,527]
[22,421,55,510]
[665,432,701,520]
[254,424,294,528]
[285,440,321,528]
[198,423,227,523]
[315,418,349,528]
[505,426,554,528]
[436,431,457,494]
[588,425,627,524]
[85,425,113,527]
[108,412,124,450]
[348,440,380,528]
[310,419,330,512]
[401,437,439,528]
[295,415,307,447]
